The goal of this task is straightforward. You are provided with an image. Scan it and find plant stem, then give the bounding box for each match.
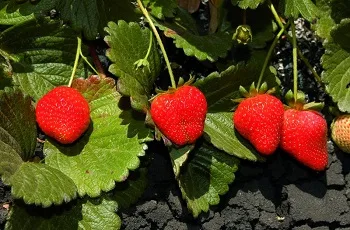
[137,0,176,88]
[257,23,288,89]
[80,49,99,76]
[267,0,284,29]
[267,0,323,85]
[145,31,153,61]
[291,21,298,102]
[68,37,81,87]
[89,45,106,78]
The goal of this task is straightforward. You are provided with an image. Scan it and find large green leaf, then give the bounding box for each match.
[112,168,148,210]
[10,163,77,207]
[231,0,266,9]
[0,2,35,25]
[155,8,232,62]
[178,143,239,217]
[194,52,277,161]
[5,197,120,230]
[0,18,87,101]
[279,0,319,21]
[105,20,161,111]
[321,19,350,112]
[0,87,77,207]
[45,76,151,197]
[142,0,177,19]
[0,87,36,161]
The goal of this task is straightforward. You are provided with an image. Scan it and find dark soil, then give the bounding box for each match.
[120,141,350,230]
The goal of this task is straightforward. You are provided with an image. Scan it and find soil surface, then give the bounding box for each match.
[120,141,350,230]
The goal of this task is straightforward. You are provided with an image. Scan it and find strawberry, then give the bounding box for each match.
[281,109,328,171]
[331,114,350,153]
[233,92,284,156]
[36,86,90,144]
[150,85,207,146]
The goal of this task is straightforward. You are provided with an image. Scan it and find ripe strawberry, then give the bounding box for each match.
[331,114,350,153]
[281,109,328,171]
[150,85,207,146]
[233,94,284,155]
[36,86,90,144]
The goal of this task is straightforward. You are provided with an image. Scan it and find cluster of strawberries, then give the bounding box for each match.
[35,83,350,172]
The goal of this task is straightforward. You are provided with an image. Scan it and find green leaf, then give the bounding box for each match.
[56,0,139,40]
[0,18,87,101]
[10,162,77,207]
[169,145,194,178]
[105,20,161,111]
[5,197,120,230]
[321,19,350,112]
[0,140,23,185]
[0,2,35,25]
[155,8,232,62]
[45,76,150,197]
[112,168,148,210]
[279,0,319,21]
[0,87,36,161]
[231,0,266,9]
[142,0,177,19]
[194,52,277,161]
[204,112,263,161]
[178,143,239,217]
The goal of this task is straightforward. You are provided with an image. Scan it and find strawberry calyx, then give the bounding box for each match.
[284,90,324,111]
[151,76,195,101]
[232,82,276,103]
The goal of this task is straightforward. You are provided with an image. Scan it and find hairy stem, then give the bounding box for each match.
[291,21,298,102]
[137,0,176,88]
[145,31,153,60]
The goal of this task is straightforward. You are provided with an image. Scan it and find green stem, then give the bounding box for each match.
[267,0,322,85]
[267,0,284,29]
[137,0,176,88]
[291,21,298,102]
[79,49,99,76]
[68,37,81,87]
[145,31,153,60]
[257,23,288,88]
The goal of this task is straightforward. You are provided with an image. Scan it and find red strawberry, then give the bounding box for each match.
[150,85,207,146]
[233,94,284,155]
[281,109,328,171]
[36,86,90,144]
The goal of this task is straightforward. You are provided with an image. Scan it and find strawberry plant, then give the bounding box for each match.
[0,0,350,229]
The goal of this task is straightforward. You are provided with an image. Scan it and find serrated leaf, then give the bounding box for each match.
[0,18,88,101]
[170,145,194,178]
[194,51,277,161]
[0,2,35,25]
[143,0,177,19]
[321,20,350,112]
[45,76,150,197]
[178,143,239,217]
[105,20,161,111]
[10,162,77,207]
[231,0,265,9]
[112,168,148,210]
[0,87,36,161]
[0,140,23,185]
[56,0,138,40]
[279,0,319,21]
[155,8,232,62]
[330,18,350,50]
[5,197,120,230]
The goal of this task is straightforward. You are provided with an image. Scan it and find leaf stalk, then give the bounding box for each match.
[291,21,298,102]
[137,0,177,88]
